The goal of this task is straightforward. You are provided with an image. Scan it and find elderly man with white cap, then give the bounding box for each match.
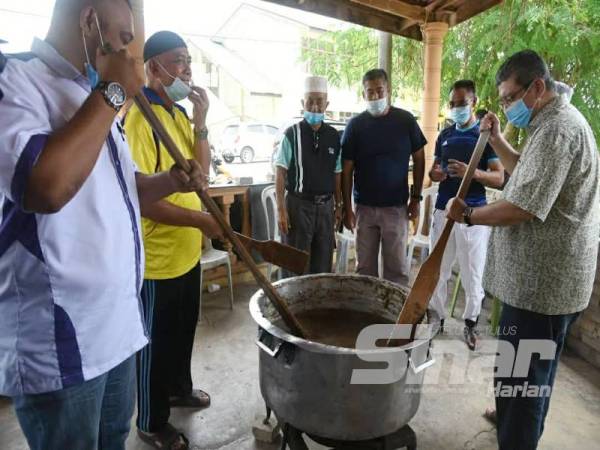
[275,75,342,274]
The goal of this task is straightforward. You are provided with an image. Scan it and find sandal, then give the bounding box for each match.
[169,389,211,409]
[137,423,190,450]
[483,407,497,426]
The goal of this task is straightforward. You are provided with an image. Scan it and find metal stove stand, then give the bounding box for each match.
[279,422,417,450]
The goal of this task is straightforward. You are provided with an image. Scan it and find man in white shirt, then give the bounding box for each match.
[0,1,207,449]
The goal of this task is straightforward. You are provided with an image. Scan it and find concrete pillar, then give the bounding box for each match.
[420,22,448,183]
[129,0,145,80]
[378,31,393,86]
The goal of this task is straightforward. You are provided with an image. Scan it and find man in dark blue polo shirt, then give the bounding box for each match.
[342,69,426,285]
[275,76,342,274]
[428,79,505,350]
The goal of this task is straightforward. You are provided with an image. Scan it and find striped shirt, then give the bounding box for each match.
[276,119,341,195]
[0,39,147,396]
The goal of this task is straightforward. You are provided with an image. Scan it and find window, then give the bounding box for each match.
[265,126,279,136]
[248,125,264,133]
[224,125,239,136]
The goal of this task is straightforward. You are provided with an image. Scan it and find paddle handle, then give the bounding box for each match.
[454,129,491,201]
[133,94,308,338]
[391,129,492,333]
[429,129,491,260]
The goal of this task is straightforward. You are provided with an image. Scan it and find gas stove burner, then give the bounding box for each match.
[280,422,417,450]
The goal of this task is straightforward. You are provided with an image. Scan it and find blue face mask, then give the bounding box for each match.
[504,83,538,129]
[366,97,388,116]
[85,63,100,90]
[504,99,533,129]
[304,111,324,126]
[450,105,472,127]
[82,13,105,90]
[156,61,192,102]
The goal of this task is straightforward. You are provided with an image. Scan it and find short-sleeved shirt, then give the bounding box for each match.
[434,121,499,210]
[124,87,202,280]
[342,107,427,207]
[0,39,147,396]
[275,119,341,195]
[484,96,600,315]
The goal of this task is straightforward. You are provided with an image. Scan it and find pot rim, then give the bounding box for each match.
[249,274,437,355]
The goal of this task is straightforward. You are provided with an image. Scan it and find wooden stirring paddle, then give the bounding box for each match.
[388,129,491,345]
[133,94,309,339]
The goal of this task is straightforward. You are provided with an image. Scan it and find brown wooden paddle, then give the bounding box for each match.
[388,129,491,345]
[133,94,309,338]
[234,232,309,275]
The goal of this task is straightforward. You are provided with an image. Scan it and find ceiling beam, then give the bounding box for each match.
[349,0,426,22]
[260,0,503,40]
[453,0,503,26]
[260,0,424,40]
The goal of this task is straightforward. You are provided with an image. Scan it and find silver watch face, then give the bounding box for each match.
[106,82,126,107]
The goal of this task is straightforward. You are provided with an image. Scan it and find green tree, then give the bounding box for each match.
[301,0,600,141]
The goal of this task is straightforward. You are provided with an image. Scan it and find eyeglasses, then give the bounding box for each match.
[499,81,533,108]
[449,100,472,109]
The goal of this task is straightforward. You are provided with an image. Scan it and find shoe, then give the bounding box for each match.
[464,325,479,351]
[169,389,211,409]
[426,309,444,336]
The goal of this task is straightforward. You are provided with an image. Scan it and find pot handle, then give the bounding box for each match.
[409,353,436,374]
[256,329,284,358]
[256,339,284,358]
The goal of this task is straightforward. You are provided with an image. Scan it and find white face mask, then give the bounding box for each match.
[366,97,388,116]
[156,61,192,102]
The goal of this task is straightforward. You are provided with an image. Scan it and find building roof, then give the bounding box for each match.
[261,0,503,40]
[187,37,283,96]
[213,2,341,37]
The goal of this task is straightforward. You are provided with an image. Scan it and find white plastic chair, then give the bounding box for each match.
[261,185,281,280]
[407,184,438,269]
[335,228,356,273]
[200,235,234,311]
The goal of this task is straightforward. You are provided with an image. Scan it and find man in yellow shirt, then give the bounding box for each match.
[124,31,222,449]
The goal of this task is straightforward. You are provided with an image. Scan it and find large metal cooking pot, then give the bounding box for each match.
[249,274,437,441]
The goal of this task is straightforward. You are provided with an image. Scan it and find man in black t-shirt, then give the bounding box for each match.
[275,76,342,274]
[342,69,426,285]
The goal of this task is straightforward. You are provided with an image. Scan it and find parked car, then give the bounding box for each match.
[218,122,279,163]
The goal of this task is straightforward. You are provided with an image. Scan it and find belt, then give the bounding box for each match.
[289,192,333,204]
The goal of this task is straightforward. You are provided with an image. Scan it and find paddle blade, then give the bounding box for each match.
[234,232,309,275]
[396,219,454,326]
[259,240,310,275]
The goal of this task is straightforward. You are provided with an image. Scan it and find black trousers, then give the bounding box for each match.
[136,263,201,432]
[284,194,334,275]
[494,303,580,450]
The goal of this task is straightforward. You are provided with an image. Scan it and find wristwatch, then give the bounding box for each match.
[95,81,126,112]
[410,185,422,201]
[463,206,474,227]
[195,126,209,141]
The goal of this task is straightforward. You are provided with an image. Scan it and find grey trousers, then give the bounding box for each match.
[355,204,409,286]
[284,194,334,275]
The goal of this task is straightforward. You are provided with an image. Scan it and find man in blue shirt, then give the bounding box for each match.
[342,69,426,285]
[428,80,505,350]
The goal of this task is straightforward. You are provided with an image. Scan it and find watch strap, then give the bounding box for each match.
[95,81,123,112]
[195,127,209,141]
[463,206,474,226]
